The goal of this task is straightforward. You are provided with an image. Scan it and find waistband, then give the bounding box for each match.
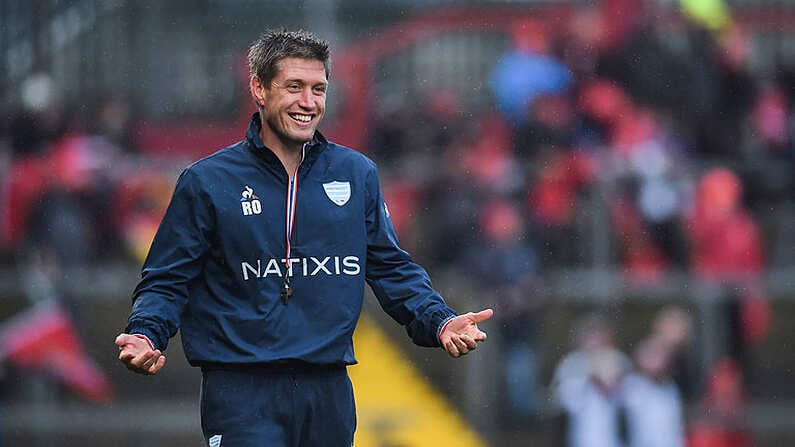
[199,360,347,375]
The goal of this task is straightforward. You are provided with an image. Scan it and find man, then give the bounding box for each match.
[115,29,493,446]
[622,337,685,447]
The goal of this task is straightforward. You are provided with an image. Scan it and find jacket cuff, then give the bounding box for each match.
[436,313,457,343]
[124,324,162,351]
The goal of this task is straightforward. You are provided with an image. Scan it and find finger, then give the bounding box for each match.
[472,329,488,342]
[460,334,478,350]
[139,351,159,371]
[444,340,460,358]
[452,335,470,355]
[148,355,166,374]
[470,309,494,323]
[132,350,159,370]
[115,333,134,348]
[118,341,145,363]
[145,350,163,369]
[129,354,151,371]
[119,349,136,363]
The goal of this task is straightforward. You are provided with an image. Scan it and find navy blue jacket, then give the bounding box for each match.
[125,113,457,367]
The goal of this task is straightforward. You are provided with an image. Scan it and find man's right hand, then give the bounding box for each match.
[115,333,166,375]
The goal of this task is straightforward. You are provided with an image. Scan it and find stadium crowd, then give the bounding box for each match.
[366,4,792,445]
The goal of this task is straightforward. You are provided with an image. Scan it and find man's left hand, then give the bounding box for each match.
[440,309,494,358]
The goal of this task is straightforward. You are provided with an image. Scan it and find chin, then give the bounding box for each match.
[289,130,315,142]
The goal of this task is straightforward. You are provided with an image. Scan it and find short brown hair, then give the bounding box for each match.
[247,29,330,85]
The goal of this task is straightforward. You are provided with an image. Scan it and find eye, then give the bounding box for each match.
[286,83,302,93]
[313,85,327,95]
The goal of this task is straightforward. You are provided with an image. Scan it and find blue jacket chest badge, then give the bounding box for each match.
[323,181,351,206]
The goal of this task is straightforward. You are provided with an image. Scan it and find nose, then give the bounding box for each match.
[298,87,314,109]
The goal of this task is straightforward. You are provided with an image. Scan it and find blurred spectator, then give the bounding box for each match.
[749,84,791,157]
[490,18,572,124]
[551,313,631,447]
[2,148,49,250]
[688,358,752,447]
[598,0,645,52]
[89,93,136,151]
[15,73,66,156]
[652,306,694,353]
[700,23,756,159]
[609,196,670,284]
[513,92,578,159]
[560,6,608,77]
[459,115,523,195]
[465,198,541,426]
[6,109,56,158]
[589,80,692,275]
[686,166,771,400]
[652,306,696,399]
[17,131,125,277]
[526,148,595,267]
[622,336,686,447]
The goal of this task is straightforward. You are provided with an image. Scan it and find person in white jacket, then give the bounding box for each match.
[551,314,631,447]
[622,336,686,447]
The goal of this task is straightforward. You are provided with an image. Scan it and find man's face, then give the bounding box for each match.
[256,57,327,149]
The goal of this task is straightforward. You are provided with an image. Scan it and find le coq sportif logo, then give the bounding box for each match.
[240,185,262,216]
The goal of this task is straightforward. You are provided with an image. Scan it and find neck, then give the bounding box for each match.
[260,130,306,176]
[274,145,303,176]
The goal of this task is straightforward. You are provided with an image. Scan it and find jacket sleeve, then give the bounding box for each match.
[364,162,457,347]
[124,168,212,351]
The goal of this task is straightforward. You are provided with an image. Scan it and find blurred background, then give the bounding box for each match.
[1,0,794,446]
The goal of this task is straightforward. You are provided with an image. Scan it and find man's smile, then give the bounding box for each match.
[288,112,313,123]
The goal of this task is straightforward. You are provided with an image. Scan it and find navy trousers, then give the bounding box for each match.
[200,366,356,447]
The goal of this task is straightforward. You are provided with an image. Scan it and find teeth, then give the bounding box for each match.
[290,113,311,122]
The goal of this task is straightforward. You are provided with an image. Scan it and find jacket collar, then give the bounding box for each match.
[245,112,327,167]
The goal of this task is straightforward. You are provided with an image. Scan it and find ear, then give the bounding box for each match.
[249,76,266,107]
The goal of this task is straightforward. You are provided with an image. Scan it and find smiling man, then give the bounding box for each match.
[115,29,493,446]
